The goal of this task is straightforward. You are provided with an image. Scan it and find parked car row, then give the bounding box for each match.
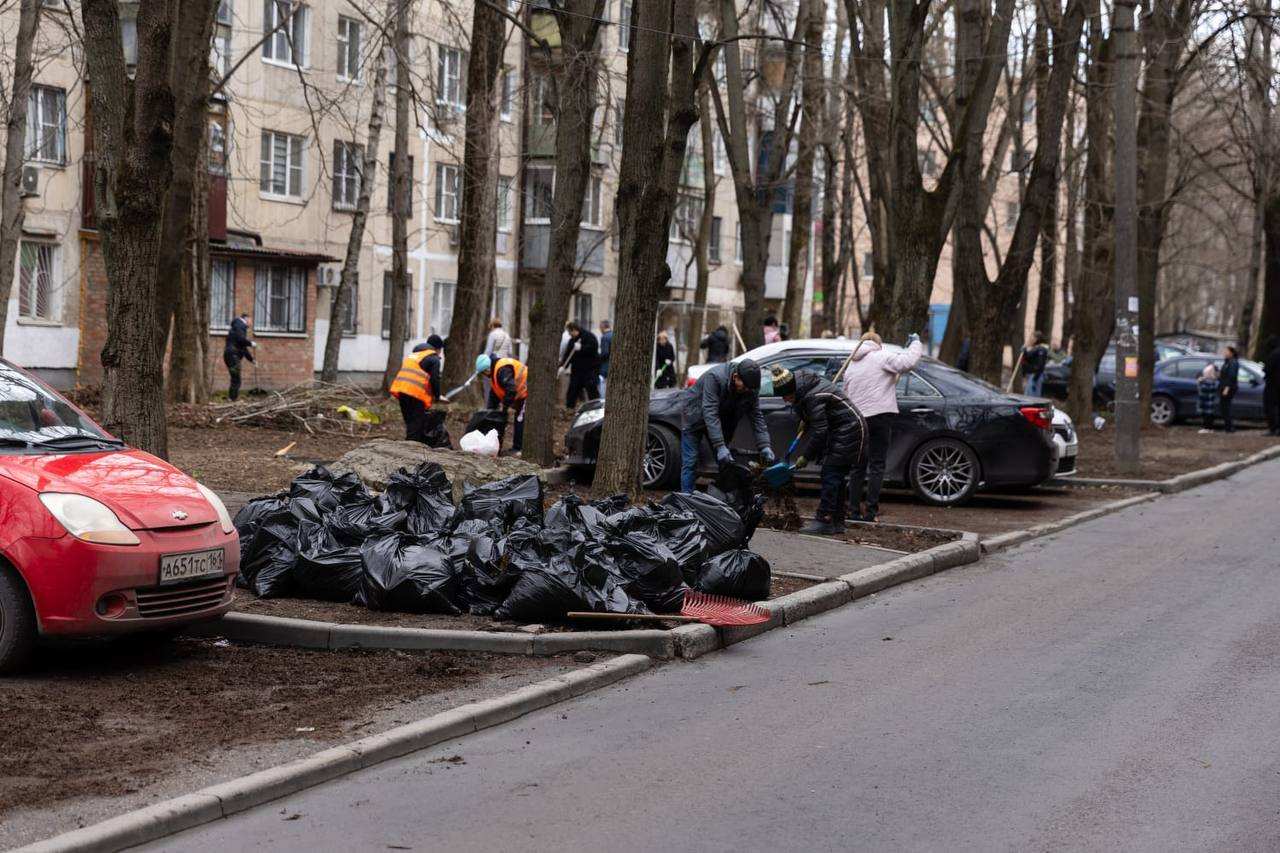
[1040,342,1193,404]
[1151,355,1269,425]
[565,339,1078,507]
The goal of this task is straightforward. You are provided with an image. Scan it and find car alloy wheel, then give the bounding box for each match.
[1149,395,1175,427]
[911,439,978,505]
[641,430,667,486]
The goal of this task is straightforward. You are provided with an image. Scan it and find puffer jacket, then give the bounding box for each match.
[840,338,923,417]
[790,370,866,467]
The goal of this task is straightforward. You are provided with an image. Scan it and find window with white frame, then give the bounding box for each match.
[525,165,554,224]
[709,216,723,264]
[260,130,305,198]
[496,175,514,233]
[735,221,743,263]
[618,0,632,51]
[211,25,232,78]
[430,280,456,337]
[492,285,510,325]
[713,131,727,175]
[434,163,460,222]
[436,45,466,109]
[341,283,357,334]
[573,292,592,327]
[386,152,414,215]
[381,272,395,337]
[254,265,306,332]
[581,174,603,228]
[332,140,362,208]
[262,0,308,67]
[210,258,235,328]
[25,86,66,165]
[529,71,554,126]
[17,240,56,322]
[670,193,702,242]
[499,69,515,121]
[337,16,361,81]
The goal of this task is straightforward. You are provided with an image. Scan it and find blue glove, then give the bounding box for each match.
[715,446,733,466]
[760,447,776,464]
[907,333,921,346]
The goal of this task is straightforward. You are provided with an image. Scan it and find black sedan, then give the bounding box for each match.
[1041,342,1191,403]
[564,339,1060,506]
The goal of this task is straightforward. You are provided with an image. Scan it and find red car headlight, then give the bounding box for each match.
[38,493,141,546]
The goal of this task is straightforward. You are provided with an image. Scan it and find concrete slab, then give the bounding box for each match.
[751,527,897,579]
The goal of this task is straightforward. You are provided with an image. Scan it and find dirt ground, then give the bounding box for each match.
[1074,424,1277,480]
[0,636,570,818]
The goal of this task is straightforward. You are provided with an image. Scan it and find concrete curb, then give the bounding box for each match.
[980,492,1160,554]
[17,654,653,853]
[1049,443,1280,494]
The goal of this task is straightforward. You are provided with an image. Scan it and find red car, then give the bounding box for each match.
[0,359,240,673]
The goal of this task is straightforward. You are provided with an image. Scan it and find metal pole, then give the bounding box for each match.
[1112,0,1141,474]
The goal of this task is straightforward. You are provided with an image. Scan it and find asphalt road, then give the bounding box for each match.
[150,459,1280,852]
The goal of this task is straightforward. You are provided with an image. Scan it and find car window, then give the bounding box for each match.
[760,355,836,396]
[896,372,942,398]
[0,363,107,443]
[1172,358,1210,378]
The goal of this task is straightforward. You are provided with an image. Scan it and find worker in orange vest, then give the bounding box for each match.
[390,335,451,448]
[476,353,527,453]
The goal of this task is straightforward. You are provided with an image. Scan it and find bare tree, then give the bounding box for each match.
[782,0,825,336]
[381,0,412,391]
[0,0,42,353]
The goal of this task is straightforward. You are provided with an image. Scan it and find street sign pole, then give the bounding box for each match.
[1112,0,1141,475]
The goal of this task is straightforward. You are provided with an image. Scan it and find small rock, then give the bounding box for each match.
[573,651,597,663]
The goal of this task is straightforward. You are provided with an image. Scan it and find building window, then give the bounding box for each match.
[430,280,455,337]
[613,97,624,146]
[210,258,236,328]
[17,240,56,322]
[341,283,358,334]
[713,131,727,175]
[618,0,632,51]
[332,140,362,208]
[381,272,394,337]
[862,251,874,279]
[211,26,232,78]
[337,16,361,81]
[529,72,555,126]
[386,152,414,215]
[217,0,232,24]
[581,174,603,228]
[1006,200,1019,226]
[709,216,723,264]
[253,265,306,332]
[525,165,554,224]
[209,116,229,176]
[434,163,460,222]
[496,175,514,233]
[436,44,466,109]
[499,69,515,121]
[492,285,510,325]
[670,193,702,243]
[573,292,592,327]
[25,86,66,165]
[259,130,305,198]
[735,221,743,263]
[262,0,308,67]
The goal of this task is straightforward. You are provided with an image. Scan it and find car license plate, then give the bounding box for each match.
[159,549,226,585]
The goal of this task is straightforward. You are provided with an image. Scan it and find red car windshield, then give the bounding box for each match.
[0,361,111,447]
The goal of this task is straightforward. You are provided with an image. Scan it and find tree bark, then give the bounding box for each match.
[381,0,412,391]
[687,86,718,363]
[321,35,390,383]
[818,3,849,336]
[168,133,211,403]
[1062,89,1082,351]
[1238,0,1272,359]
[522,0,607,468]
[441,0,507,391]
[782,0,824,336]
[0,0,41,351]
[1260,193,1280,346]
[1032,0,1059,344]
[593,0,702,498]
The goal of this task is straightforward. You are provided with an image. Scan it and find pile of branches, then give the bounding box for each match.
[193,382,391,435]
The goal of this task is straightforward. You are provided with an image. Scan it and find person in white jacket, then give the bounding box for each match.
[840,330,923,522]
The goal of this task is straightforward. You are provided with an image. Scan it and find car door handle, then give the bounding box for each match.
[909,407,933,414]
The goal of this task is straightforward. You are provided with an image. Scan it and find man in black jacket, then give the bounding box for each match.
[680,358,775,492]
[700,326,731,363]
[1263,336,1280,436]
[772,367,866,535]
[224,313,255,401]
[560,321,601,409]
[1220,345,1241,433]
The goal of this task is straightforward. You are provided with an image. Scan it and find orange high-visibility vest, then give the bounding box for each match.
[490,357,528,402]
[389,349,437,405]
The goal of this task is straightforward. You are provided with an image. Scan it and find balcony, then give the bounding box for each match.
[521,223,605,275]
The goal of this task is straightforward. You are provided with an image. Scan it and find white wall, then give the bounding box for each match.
[3,303,80,368]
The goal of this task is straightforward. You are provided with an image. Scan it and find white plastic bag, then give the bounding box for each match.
[460,428,500,457]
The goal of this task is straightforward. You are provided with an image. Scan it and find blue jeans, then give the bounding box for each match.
[680,429,702,493]
[1025,373,1045,397]
[818,462,852,522]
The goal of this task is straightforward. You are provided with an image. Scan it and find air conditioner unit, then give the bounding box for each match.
[318,265,339,288]
[447,225,460,248]
[20,166,39,199]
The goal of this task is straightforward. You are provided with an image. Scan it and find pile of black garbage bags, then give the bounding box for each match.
[233,463,772,623]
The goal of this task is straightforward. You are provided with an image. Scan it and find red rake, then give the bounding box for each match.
[679,591,771,627]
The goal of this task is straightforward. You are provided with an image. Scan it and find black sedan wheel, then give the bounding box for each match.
[641,425,680,489]
[909,438,980,506]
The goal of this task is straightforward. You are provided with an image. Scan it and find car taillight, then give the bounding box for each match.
[685,377,696,388]
[1020,405,1052,430]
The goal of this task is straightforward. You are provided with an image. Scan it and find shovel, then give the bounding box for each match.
[762,435,801,489]
[442,371,479,401]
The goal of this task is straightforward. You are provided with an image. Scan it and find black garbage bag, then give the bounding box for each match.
[356,532,464,614]
[294,520,363,601]
[233,494,288,565]
[545,494,608,540]
[381,463,455,535]
[465,409,507,445]
[289,465,371,515]
[324,497,407,545]
[707,483,765,542]
[458,475,543,526]
[695,548,771,600]
[589,493,631,515]
[447,519,521,615]
[660,491,746,557]
[494,543,648,623]
[237,503,302,598]
[603,532,687,613]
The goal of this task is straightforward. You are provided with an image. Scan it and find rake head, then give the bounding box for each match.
[680,590,771,627]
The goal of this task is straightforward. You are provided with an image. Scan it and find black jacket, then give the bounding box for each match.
[790,370,866,467]
[1264,346,1280,383]
[1022,344,1048,377]
[682,361,770,453]
[700,328,730,363]
[1220,357,1240,395]
[224,317,254,362]
[563,331,600,377]
[415,351,443,401]
[654,341,677,388]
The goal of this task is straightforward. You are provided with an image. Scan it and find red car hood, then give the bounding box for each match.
[0,449,217,531]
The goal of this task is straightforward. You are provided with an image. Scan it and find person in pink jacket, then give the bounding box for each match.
[840,330,923,521]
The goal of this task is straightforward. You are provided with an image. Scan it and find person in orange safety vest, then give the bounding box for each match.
[390,335,451,448]
[475,353,527,453]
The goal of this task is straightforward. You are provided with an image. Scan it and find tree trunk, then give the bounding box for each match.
[593,0,700,498]
[0,0,41,352]
[1260,193,1280,346]
[321,38,390,383]
[1032,0,1058,344]
[687,86,717,364]
[441,0,506,391]
[522,0,607,468]
[782,0,823,336]
[1062,90,1082,351]
[168,134,211,403]
[1239,0,1272,359]
[382,0,412,391]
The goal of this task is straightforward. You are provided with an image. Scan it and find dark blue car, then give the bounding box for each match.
[1150,355,1268,426]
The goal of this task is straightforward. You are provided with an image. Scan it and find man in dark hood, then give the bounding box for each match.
[680,357,775,492]
[700,326,731,363]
